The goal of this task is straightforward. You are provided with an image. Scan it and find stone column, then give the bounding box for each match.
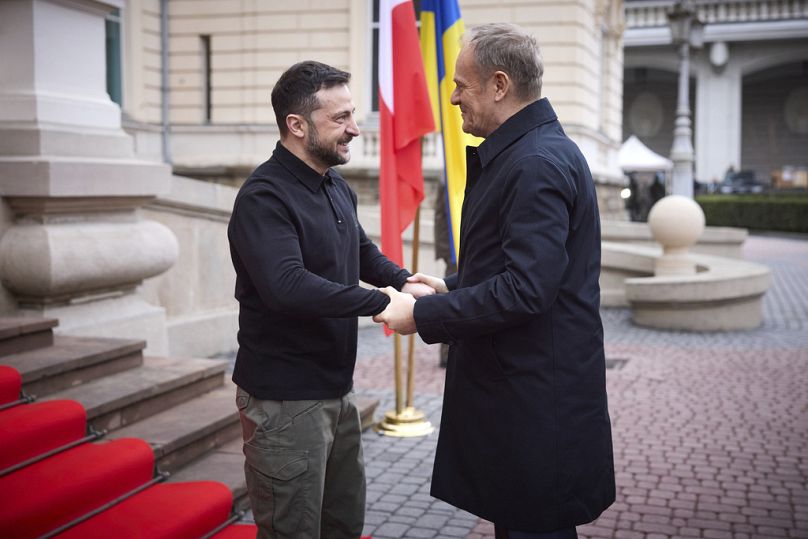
[0,0,178,354]
[695,43,742,183]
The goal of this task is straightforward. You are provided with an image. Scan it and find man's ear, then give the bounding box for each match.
[492,71,510,102]
[286,114,307,139]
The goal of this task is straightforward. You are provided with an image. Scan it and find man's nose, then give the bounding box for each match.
[347,116,360,137]
[450,89,460,106]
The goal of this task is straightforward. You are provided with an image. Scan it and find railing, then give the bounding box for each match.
[626,0,808,28]
[352,127,444,173]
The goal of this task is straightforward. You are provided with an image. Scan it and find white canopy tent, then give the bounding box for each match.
[618,135,673,172]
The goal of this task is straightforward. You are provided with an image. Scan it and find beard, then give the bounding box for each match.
[306,122,352,169]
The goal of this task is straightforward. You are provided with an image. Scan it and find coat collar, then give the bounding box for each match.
[476,98,558,168]
[273,141,330,193]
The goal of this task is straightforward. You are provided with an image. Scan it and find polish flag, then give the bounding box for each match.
[378,0,435,267]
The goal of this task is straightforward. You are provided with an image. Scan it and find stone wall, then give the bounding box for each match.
[140,176,239,358]
[122,0,626,212]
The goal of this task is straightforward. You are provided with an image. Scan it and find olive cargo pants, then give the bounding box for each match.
[236,387,366,539]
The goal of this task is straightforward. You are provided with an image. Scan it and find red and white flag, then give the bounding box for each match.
[378,0,435,267]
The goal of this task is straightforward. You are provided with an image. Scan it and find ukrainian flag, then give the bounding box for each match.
[420,0,482,263]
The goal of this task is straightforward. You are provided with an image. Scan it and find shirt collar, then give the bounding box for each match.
[272,141,330,193]
[476,98,558,168]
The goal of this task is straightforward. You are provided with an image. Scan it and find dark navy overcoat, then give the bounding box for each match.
[413,98,616,532]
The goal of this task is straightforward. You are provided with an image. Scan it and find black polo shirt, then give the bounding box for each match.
[228,142,410,400]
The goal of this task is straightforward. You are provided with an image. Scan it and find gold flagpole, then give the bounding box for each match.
[375,204,434,437]
[394,333,403,415]
[406,207,420,408]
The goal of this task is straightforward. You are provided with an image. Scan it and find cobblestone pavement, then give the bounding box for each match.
[353,234,808,539]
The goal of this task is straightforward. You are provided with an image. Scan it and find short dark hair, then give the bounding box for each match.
[467,23,543,101]
[271,61,351,137]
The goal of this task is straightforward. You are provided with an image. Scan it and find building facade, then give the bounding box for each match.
[623,0,808,186]
[120,0,627,215]
[0,0,624,357]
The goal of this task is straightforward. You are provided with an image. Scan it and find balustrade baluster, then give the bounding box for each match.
[625,0,805,28]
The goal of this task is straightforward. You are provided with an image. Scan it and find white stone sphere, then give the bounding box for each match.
[648,195,706,249]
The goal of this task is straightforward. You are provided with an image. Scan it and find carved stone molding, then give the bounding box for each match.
[0,219,178,305]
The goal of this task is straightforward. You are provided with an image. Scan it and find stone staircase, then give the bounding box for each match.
[0,316,379,513]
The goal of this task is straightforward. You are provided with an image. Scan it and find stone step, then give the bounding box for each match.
[0,316,58,357]
[169,438,249,512]
[42,356,228,432]
[109,379,240,474]
[1,335,145,397]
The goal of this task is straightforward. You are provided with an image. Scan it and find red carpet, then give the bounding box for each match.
[0,438,154,537]
[0,399,86,469]
[0,365,21,404]
[57,482,233,539]
[0,364,266,537]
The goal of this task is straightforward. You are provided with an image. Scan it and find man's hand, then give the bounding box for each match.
[406,273,448,294]
[401,281,436,299]
[373,287,417,335]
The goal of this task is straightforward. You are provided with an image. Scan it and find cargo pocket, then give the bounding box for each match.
[243,444,310,535]
[235,387,257,444]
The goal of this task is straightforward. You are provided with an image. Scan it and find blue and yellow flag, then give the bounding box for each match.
[420,0,481,263]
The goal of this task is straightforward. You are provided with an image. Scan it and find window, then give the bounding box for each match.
[105,8,123,106]
[201,35,212,123]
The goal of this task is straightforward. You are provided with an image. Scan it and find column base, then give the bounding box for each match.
[20,294,169,355]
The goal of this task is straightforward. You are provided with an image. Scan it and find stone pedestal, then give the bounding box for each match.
[0,0,177,354]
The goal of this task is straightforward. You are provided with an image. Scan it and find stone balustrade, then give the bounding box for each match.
[626,0,808,29]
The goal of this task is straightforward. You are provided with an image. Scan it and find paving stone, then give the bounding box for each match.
[415,514,450,529]
[390,483,420,496]
[438,526,470,537]
[380,494,408,504]
[405,528,438,538]
[364,511,388,525]
[395,506,425,518]
[365,489,383,503]
[373,502,404,513]
[374,522,410,538]
[402,476,426,484]
[448,513,478,523]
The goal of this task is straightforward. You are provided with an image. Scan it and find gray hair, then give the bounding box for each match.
[467,23,543,101]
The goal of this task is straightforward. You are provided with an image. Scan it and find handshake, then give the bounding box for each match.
[373,273,448,335]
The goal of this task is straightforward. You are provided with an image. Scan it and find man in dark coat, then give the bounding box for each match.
[374,23,615,538]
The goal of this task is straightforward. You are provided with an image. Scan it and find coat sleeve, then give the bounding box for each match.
[413,155,574,344]
[229,186,390,317]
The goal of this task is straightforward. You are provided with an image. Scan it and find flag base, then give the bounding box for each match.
[373,407,434,438]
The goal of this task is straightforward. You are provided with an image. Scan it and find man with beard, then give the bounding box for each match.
[375,24,615,538]
[228,61,434,538]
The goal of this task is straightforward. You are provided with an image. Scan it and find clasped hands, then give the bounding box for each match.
[373,273,448,335]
